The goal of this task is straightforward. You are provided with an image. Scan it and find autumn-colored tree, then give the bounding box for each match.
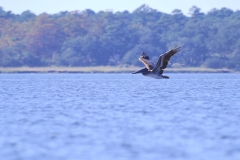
[26,14,65,60]
[0,5,240,69]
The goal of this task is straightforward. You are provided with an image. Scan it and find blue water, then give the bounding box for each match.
[1,73,240,160]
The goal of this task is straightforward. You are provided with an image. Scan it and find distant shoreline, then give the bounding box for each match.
[0,66,237,73]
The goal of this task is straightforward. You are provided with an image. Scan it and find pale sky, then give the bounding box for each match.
[0,0,240,15]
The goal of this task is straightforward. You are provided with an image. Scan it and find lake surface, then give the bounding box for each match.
[0,73,240,160]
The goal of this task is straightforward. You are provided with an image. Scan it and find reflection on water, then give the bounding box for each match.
[0,73,240,160]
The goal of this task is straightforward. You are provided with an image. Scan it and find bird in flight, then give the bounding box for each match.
[132,46,181,79]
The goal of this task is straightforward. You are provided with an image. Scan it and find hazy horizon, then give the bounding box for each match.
[1,0,240,15]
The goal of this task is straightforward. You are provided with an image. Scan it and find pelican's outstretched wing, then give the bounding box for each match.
[152,46,181,74]
[139,52,155,70]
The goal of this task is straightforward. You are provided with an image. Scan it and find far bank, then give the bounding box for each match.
[0,66,236,73]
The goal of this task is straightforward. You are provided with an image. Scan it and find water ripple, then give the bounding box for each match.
[0,73,240,160]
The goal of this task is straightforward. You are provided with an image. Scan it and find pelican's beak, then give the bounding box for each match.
[132,70,141,74]
[131,68,147,74]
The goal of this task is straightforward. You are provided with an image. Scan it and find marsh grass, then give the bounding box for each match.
[0,66,234,73]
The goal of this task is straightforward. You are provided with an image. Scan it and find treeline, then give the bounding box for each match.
[0,5,240,69]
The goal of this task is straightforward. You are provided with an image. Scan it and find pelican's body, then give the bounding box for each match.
[132,46,181,79]
[145,73,165,79]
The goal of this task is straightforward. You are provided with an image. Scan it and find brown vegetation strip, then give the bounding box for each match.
[0,66,235,73]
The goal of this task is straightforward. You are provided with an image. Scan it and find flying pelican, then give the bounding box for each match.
[132,46,181,79]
